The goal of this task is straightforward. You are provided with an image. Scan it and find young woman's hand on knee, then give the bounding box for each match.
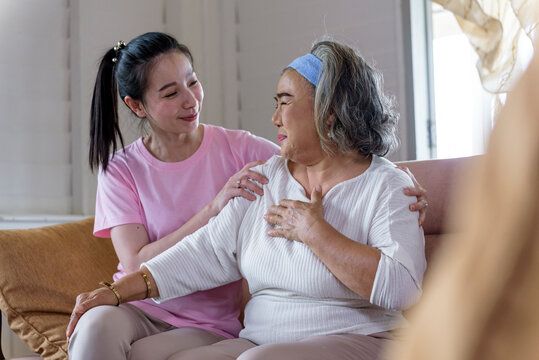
[66,287,118,340]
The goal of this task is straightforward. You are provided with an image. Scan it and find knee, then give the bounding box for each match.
[129,338,157,360]
[167,347,226,360]
[72,305,127,336]
[166,350,204,360]
[238,344,289,360]
[68,306,132,356]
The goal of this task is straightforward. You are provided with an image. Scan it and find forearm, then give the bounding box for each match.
[304,221,381,299]
[142,198,248,302]
[115,203,219,273]
[112,266,159,303]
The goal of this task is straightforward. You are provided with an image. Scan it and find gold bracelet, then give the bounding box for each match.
[141,272,151,299]
[99,281,121,306]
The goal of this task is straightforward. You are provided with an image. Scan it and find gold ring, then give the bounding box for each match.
[424,201,428,208]
[236,179,241,188]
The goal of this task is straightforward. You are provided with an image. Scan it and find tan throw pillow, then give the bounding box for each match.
[0,218,118,360]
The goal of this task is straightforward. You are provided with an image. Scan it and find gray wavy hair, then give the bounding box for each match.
[307,40,399,157]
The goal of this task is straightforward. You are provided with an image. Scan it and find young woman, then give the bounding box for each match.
[68,33,427,360]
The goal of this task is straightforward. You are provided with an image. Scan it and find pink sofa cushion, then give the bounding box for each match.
[397,157,478,265]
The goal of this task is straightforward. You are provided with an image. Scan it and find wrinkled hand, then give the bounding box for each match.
[210,160,269,213]
[397,166,428,226]
[264,186,325,243]
[66,287,118,341]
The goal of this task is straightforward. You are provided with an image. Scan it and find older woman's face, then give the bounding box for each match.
[271,70,325,164]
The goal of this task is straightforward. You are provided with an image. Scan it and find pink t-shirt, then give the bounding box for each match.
[94,124,279,338]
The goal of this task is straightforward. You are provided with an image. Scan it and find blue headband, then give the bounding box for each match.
[287,53,323,86]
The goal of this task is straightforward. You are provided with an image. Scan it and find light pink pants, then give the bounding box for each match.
[68,304,394,360]
[68,304,226,360]
[167,331,394,360]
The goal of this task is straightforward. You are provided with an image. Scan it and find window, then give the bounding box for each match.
[431,3,492,158]
[430,3,533,159]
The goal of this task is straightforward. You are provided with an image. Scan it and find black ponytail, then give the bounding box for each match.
[88,32,194,173]
[89,48,125,172]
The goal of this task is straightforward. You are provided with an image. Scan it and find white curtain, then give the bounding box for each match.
[433,0,539,93]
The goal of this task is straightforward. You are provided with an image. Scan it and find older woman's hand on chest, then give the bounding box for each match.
[264,185,328,244]
[264,185,381,298]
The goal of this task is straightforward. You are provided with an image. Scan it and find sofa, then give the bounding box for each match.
[0,156,477,360]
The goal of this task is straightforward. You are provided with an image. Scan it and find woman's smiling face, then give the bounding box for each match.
[128,51,204,136]
[271,69,325,165]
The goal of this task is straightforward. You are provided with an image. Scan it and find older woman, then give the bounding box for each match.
[67,40,426,360]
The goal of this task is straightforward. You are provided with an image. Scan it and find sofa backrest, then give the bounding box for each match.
[396,156,478,266]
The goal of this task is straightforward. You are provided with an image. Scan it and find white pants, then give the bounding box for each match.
[68,304,226,360]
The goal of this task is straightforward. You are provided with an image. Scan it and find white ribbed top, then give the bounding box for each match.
[144,155,426,345]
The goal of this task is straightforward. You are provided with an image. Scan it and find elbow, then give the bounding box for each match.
[121,258,144,274]
[118,248,150,274]
[122,264,140,274]
[370,261,423,311]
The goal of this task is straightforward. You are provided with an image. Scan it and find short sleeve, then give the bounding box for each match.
[94,160,144,238]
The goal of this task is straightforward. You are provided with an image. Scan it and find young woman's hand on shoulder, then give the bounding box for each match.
[208,160,269,214]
